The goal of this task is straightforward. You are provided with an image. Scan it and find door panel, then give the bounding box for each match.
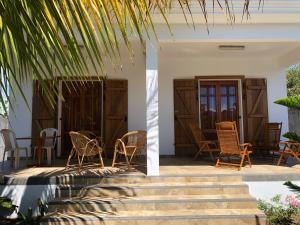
[199,80,239,139]
[174,79,199,156]
[61,81,103,157]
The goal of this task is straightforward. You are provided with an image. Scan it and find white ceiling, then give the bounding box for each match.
[159,42,300,60]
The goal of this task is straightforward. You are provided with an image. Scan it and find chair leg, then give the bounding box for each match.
[112,150,118,167]
[247,151,252,168]
[99,153,104,168]
[66,148,75,168]
[14,148,20,169]
[46,148,52,166]
[277,153,284,166]
[2,151,6,167]
[239,152,246,171]
[25,149,29,164]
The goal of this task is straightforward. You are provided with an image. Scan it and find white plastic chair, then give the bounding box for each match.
[33,128,58,166]
[1,129,29,169]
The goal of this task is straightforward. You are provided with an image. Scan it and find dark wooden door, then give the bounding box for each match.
[104,80,128,157]
[61,81,103,157]
[199,80,239,139]
[243,78,268,145]
[32,80,57,146]
[174,79,199,156]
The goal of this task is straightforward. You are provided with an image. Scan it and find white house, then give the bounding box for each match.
[8,0,300,176]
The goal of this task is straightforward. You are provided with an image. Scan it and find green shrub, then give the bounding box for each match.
[258,195,300,225]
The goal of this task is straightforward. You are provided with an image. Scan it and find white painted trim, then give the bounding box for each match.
[57,79,104,157]
[198,78,244,143]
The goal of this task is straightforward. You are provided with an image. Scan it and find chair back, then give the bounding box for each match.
[40,128,58,148]
[263,122,282,149]
[189,123,206,148]
[216,121,241,155]
[122,130,146,154]
[69,131,100,157]
[0,129,18,149]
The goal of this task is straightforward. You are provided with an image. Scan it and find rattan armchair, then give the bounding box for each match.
[66,131,104,171]
[112,130,146,169]
[215,121,252,170]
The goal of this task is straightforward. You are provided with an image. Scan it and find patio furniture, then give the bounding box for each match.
[66,131,104,171]
[78,130,105,157]
[33,128,58,166]
[254,122,282,155]
[277,141,300,166]
[112,130,147,169]
[1,129,29,169]
[215,121,252,170]
[189,123,219,161]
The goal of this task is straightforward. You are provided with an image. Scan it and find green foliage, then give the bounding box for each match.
[258,195,300,225]
[0,197,18,212]
[285,181,300,199]
[287,65,300,97]
[16,208,38,225]
[283,132,300,143]
[274,95,300,110]
[37,199,48,217]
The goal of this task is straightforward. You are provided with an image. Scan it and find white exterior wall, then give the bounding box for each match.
[8,24,299,159]
[158,56,289,155]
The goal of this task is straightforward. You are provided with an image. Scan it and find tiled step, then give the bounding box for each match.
[55,174,242,186]
[55,182,249,198]
[48,194,258,213]
[40,208,266,225]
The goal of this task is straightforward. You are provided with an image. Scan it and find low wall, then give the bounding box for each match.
[288,109,300,135]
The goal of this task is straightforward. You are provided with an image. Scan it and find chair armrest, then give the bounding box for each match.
[240,143,252,147]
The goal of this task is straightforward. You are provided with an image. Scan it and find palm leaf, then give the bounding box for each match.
[274,95,300,110]
[284,181,300,198]
[0,0,255,112]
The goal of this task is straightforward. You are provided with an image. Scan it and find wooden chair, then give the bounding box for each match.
[255,122,282,155]
[215,121,252,170]
[112,130,146,169]
[189,123,219,161]
[277,141,300,166]
[66,131,104,171]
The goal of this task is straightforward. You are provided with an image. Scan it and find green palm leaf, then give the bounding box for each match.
[0,0,255,112]
[274,95,300,110]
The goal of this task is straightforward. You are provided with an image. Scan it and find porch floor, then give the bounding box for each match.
[1,156,300,184]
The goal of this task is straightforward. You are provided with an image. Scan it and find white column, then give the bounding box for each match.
[146,39,159,176]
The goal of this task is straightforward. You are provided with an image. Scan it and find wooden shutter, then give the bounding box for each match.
[104,80,128,156]
[31,80,57,144]
[174,79,199,156]
[243,78,268,145]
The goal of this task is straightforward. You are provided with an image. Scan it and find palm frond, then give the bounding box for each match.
[274,95,300,110]
[0,0,255,112]
[284,181,300,198]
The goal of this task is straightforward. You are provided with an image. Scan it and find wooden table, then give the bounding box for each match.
[16,136,60,167]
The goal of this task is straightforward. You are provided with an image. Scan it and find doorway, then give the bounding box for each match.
[60,81,103,157]
[198,80,240,140]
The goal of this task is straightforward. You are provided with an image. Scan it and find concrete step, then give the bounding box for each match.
[55,174,242,186]
[48,194,258,213]
[55,182,249,198]
[40,208,266,225]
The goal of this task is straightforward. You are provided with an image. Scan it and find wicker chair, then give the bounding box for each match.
[112,130,146,169]
[189,123,219,161]
[215,121,252,170]
[66,131,104,171]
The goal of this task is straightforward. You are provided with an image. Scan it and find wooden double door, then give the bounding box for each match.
[174,78,268,156]
[32,79,128,158]
[199,80,239,139]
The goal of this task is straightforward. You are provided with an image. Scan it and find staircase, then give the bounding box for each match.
[41,174,266,225]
